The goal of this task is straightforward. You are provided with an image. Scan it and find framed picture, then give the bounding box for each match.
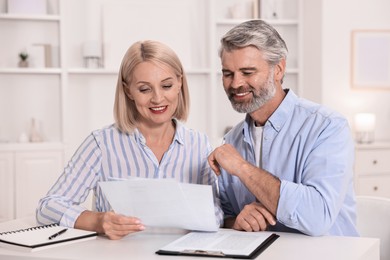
[351,30,390,89]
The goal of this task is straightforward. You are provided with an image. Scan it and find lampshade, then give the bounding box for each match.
[354,113,376,132]
[354,113,376,144]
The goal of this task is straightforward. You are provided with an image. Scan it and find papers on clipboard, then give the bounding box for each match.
[99,178,219,232]
[156,229,279,259]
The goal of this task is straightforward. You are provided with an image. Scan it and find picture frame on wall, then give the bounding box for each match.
[351,30,390,89]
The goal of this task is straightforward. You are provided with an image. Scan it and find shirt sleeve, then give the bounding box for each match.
[200,135,224,227]
[36,134,102,227]
[276,118,355,236]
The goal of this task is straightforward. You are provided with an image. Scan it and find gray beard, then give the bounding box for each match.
[228,72,276,114]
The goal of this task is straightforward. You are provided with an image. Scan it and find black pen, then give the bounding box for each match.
[48,228,68,240]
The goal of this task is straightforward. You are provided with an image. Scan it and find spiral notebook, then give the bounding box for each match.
[0,224,97,252]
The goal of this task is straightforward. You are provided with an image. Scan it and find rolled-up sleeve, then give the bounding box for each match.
[36,134,102,227]
[276,119,355,236]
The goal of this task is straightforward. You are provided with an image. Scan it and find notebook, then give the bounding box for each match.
[0,223,97,252]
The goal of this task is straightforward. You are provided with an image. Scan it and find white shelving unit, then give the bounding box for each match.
[208,0,303,144]
[0,0,63,143]
[0,0,65,222]
[354,142,390,198]
[0,0,303,221]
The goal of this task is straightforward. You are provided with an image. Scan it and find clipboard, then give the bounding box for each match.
[156,230,279,259]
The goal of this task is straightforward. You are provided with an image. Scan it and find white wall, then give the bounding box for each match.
[321,0,390,141]
[301,0,322,103]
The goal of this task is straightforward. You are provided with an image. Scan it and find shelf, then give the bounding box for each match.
[215,68,299,75]
[186,68,211,75]
[0,68,61,75]
[216,19,299,26]
[355,141,390,149]
[67,68,210,75]
[0,142,64,151]
[0,14,60,22]
[67,68,118,75]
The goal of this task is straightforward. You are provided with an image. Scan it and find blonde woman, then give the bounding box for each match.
[37,40,223,240]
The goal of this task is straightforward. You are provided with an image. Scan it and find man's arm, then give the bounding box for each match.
[224,202,276,231]
[208,144,280,215]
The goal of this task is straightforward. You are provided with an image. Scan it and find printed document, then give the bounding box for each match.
[156,229,279,258]
[99,178,219,232]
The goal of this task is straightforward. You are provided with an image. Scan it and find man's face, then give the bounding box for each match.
[221,46,276,113]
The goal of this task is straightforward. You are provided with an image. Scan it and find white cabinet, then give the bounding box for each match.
[0,143,64,222]
[0,152,13,222]
[354,142,390,198]
[14,149,64,218]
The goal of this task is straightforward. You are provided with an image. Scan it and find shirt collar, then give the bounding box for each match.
[267,89,298,132]
[172,119,185,145]
[134,118,184,145]
[243,89,298,135]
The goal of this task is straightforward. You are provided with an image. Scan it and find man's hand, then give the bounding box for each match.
[208,144,248,176]
[225,202,276,232]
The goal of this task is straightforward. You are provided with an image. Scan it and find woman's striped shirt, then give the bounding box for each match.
[36,120,223,227]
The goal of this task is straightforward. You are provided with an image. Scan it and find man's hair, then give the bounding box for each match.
[114,40,190,133]
[219,19,288,66]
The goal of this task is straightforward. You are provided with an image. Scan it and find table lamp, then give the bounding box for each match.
[354,113,376,144]
[82,41,102,68]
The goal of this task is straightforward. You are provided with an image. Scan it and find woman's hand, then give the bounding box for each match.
[75,211,145,240]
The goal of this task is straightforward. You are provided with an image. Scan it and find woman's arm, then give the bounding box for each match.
[75,211,144,240]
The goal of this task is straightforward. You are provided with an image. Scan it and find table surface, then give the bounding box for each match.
[0,217,380,260]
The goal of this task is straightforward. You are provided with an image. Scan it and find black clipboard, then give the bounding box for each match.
[156,233,279,259]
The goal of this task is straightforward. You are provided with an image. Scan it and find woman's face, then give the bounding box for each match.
[125,61,181,127]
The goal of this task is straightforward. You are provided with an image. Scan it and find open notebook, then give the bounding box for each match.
[0,223,97,252]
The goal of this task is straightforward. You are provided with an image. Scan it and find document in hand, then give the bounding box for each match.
[156,229,279,259]
[99,178,219,232]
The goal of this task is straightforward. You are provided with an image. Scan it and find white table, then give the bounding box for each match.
[0,217,379,260]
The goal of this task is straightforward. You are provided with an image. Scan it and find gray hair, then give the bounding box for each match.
[219,19,288,66]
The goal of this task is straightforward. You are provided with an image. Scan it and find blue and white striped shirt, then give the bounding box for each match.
[36,120,223,227]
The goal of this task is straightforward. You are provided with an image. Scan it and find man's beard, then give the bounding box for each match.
[226,70,276,114]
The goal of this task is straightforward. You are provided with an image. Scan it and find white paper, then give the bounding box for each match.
[159,229,276,256]
[99,178,218,232]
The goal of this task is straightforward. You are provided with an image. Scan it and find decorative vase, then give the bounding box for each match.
[29,118,42,142]
[18,60,29,68]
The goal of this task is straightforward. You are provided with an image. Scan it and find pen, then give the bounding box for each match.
[48,228,68,240]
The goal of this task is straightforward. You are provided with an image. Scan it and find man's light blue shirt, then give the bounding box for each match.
[219,89,359,236]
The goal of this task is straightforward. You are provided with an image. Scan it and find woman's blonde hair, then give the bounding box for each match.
[114,40,190,133]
